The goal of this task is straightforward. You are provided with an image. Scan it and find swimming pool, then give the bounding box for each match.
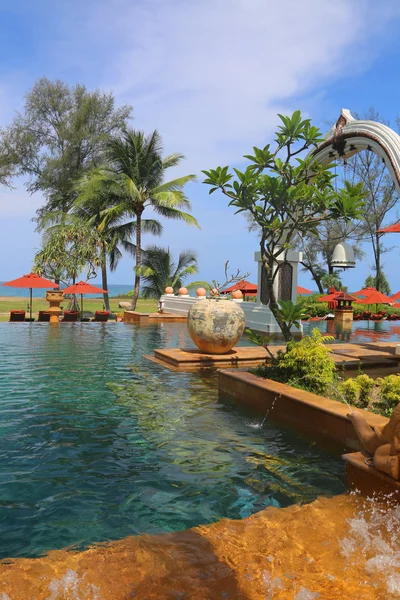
[0,322,345,559]
[302,318,400,343]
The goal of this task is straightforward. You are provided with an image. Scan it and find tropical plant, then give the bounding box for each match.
[320,273,347,293]
[203,110,365,341]
[375,375,400,417]
[102,129,199,309]
[139,246,198,298]
[73,169,161,310]
[252,329,336,396]
[33,221,102,286]
[276,299,307,331]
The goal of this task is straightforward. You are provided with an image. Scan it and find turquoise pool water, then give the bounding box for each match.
[0,322,345,559]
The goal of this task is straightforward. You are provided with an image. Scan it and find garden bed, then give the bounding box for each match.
[218,370,388,451]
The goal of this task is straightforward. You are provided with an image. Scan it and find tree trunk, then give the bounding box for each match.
[131,213,142,311]
[375,232,382,291]
[101,249,110,311]
[300,261,324,294]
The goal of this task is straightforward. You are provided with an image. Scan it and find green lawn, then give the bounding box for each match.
[0,297,158,321]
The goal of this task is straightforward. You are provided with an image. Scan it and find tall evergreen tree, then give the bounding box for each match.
[3,78,132,220]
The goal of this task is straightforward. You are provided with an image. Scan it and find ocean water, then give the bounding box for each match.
[0,282,133,298]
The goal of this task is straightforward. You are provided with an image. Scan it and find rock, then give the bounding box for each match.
[119,301,132,309]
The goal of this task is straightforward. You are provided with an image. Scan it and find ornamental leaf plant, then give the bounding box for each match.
[203,111,366,341]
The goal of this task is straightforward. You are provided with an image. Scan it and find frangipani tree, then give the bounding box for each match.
[203,111,366,342]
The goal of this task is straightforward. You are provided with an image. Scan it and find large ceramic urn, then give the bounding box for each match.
[187,298,246,354]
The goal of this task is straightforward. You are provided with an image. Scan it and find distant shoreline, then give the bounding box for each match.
[0,295,131,301]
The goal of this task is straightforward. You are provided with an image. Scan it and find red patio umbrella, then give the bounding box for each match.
[2,272,59,320]
[356,290,391,305]
[351,286,377,297]
[356,290,391,313]
[62,281,108,320]
[377,223,400,233]
[390,291,400,302]
[297,285,313,295]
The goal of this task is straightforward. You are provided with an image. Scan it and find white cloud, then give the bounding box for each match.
[84,0,400,172]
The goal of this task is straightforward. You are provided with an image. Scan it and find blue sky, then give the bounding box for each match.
[1,0,400,291]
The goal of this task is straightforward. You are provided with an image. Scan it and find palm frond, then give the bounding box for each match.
[152,205,200,227]
[141,219,163,236]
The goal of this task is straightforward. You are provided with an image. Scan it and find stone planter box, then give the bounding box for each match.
[218,370,388,451]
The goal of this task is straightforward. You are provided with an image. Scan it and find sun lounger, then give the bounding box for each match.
[93,311,110,322]
[61,311,79,322]
[38,311,50,322]
[9,310,26,322]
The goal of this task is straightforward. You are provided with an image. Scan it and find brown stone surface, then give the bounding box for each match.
[219,370,388,451]
[124,311,187,323]
[124,310,150,323]
[0,494,397,599]
[343,450,400,498]
[150,346,268,371]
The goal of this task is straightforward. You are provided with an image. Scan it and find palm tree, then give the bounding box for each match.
[140,246,198,298]
[104,129,199,309]
[74,170,162,310]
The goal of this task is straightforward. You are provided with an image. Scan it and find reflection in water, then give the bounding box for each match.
[0,493,399,599]
[302,319,400,344]
[0,323,344,560]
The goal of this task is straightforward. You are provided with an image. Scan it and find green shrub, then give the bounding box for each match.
[355,374,375,408]
[375,375,400,417]
[252,329,337,396]
[339,378,359,405]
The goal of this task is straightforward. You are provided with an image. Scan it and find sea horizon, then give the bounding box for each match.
[0,283,133,298]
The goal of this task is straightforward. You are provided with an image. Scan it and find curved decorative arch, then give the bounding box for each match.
[311,109,400,195]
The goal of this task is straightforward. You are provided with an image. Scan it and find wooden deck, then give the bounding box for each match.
[145,346,268,371]
[124,311,187,323]
[145,340,400,373]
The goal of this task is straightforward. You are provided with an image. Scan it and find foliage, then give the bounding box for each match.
[100,128,199,309]
[33,221,102,285]
[339,379,359,406]
[252,329,337,396]
[139,246,198,298]
[364,273,391,296]
[245,329,276,363]
[203,110,365,342]
[276,299,307,330]
[320,274,347,293]
[73,169,143,309]
[3,77,132,219]
[375,375,400,417]
[339,374,375,409]
[356,374,375,407]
